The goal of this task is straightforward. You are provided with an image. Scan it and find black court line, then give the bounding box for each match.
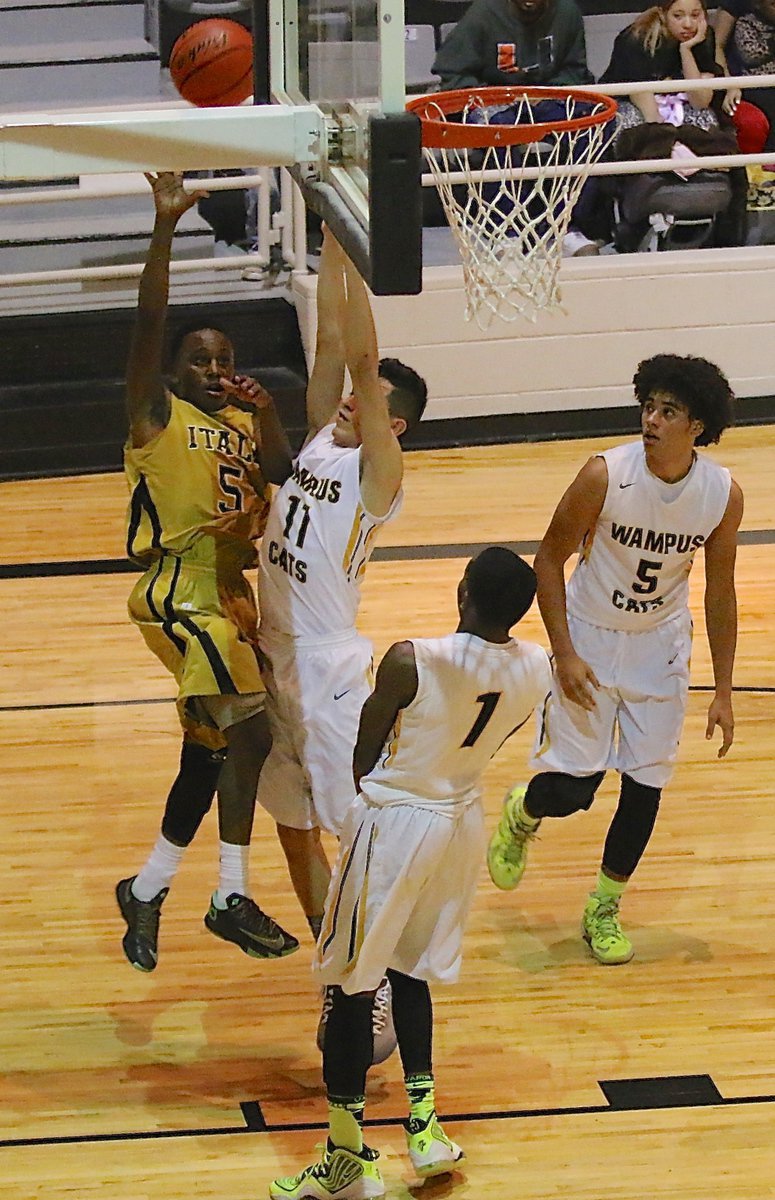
[2,683,773,717]
[0,696,175,714]
[1,1088,773,1150]
[0,527,772,581]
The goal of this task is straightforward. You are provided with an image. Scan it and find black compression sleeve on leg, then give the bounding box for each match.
[323,987,374,1098]
[160,738,223,847]
[601,773,661,879]
[388,969,433,1079]
[525,770,606,819]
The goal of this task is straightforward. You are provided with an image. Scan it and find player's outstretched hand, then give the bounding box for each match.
[706,694,734,758]
[554,650,599,711]
[145,171,207,220]
[220,374,273,412]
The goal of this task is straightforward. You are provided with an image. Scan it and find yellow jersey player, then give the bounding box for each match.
[116,172,298,971]
[269,548,552,1200]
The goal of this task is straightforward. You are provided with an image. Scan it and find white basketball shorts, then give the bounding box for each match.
[255,630,373,834]
[530,611,693,789]
[314,795,486,994]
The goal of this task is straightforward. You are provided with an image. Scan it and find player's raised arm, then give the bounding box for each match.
[341,255,404,517]
[353,641,419,791]
[126,172,205,448]
[305,226,347,438]
[534,455,608,711]
[702,478,743,757]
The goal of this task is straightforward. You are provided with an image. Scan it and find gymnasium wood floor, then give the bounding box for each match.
[0,428,773,1199]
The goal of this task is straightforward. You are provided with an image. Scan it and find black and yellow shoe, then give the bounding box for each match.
[204,893,299,959]
[116,876,167,972]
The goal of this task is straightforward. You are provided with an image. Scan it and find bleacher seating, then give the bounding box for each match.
[405,24,440,93]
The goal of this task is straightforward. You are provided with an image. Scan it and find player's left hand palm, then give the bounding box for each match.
[706,694,734,758]
[146,171,206,219]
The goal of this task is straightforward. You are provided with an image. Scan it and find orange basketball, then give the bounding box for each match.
[170,19,253,107]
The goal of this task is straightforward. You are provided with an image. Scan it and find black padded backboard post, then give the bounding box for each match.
[368,113,423,296]
[252,0,270,103]
[290,112,423,297]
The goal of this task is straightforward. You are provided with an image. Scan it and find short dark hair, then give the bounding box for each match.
[466,546,537,629]
[166,320,234,373]
[633,354,734,446]
[379,357,428,432]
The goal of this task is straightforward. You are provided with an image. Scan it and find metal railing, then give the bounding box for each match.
[0,168,308,288]
[1,73,774,288]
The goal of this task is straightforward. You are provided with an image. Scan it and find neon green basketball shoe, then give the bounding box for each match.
[582,894,634,965]
[269,1143,385,1200]
[487,785,540,890]
[405,1113,465,1178]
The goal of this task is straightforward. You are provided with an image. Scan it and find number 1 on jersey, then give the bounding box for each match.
[461,691,502,747]
[283,495,311,548]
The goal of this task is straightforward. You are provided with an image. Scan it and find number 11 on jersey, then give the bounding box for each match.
[283,496,311,548]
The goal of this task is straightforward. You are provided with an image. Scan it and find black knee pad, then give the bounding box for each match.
[618,774,661,813]
[161,739,223,846]
[526,770,606,819]
[601,774,661,879]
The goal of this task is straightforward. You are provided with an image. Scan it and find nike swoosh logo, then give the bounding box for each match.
[619,482,636,489]
[243,927,286,951]
[333,690,350,701]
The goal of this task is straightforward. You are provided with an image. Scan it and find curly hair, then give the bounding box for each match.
[632,353,735,445]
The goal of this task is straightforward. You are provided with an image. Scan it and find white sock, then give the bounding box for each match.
[212,841,250,908]
[132,835,185,901]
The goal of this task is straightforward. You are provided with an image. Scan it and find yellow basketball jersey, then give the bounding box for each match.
[124,392,271,572]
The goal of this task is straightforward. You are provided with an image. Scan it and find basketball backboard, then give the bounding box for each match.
[266,0,422,294]
[0,1,422,296]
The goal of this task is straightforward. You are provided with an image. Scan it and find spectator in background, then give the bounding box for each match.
[711,1,771,154]
[433,0,592,91]
[731,0,775,150]
[599,0,747,246]
[433,0,601,256]
[714,0,749,79]
[600,0,722,139]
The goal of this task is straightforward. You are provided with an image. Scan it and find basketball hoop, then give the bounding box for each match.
[406,86,617,327]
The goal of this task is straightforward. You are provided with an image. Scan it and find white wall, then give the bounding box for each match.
[291,246,775,421]
[583,11,638,81]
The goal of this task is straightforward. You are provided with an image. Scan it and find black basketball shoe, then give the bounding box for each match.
[116,876,168,972]
[204,893,299,959]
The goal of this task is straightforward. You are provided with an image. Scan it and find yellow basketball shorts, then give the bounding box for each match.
[129,555,265,747]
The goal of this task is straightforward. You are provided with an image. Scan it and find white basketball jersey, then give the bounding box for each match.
[360,633,552,813]
[258,424,402,639]
[567,441,731,631]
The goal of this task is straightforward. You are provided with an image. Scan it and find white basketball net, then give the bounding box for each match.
[421,92,614,328]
